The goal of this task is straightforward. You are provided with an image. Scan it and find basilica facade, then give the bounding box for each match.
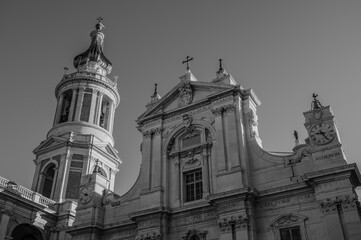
[1,21,361,240]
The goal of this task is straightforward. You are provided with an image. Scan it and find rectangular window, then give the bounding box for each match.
[185,170,203,202]
[280,226,301,240]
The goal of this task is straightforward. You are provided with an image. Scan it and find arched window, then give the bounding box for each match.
[11,224,44,240]
[40,164,56,198]
[167,123,213,205]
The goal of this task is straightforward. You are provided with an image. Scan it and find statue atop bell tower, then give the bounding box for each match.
[31,19,121,202]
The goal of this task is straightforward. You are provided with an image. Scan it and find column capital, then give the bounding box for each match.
[218,214,248,232]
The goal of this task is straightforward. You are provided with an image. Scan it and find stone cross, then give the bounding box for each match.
[182,56,194,71]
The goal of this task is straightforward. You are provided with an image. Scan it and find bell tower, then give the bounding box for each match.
[31,19,121,202]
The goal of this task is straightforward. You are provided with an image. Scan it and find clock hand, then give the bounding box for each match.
[316,130,329,140]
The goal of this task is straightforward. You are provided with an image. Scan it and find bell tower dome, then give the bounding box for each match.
[31,19,121,202]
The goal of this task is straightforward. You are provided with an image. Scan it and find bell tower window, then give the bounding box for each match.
[80,88,93,122]
[99,97,110,130]
[40,164,56,198]
[59,90,72,123]
[185,169,203,202]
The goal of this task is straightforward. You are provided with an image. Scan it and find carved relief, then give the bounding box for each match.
[136,230,161,240]
[340,195,359,211]
[179,83,193,106]
[181,229,208,240]
[288,148,312,165]
[319,198,339,215]
[143,127,163,138]
[102,190,122,206]
[320,195,360,214]
[270,214,302,228]
[218,215,248,232]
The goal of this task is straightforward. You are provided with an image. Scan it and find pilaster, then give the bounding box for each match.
[88,90,98,124]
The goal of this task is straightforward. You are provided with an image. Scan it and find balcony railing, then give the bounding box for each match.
[0,175,56,208]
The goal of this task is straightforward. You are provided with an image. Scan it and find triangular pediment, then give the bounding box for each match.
[33,136,67,154]
[93,143,121,163]
[139,81,236,121]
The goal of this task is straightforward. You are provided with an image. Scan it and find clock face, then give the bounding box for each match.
[79,186,94,204]
[309,123,335,145]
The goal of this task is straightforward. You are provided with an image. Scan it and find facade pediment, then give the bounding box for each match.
[139,81,236,122]
[33,136,67,154]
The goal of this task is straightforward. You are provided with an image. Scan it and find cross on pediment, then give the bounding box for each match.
[182,56,194,71]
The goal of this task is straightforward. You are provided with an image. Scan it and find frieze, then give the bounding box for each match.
[163,105,212,124]
[218,201,243,212]
[142,120,162,129]
[108,230,137,240]
[315,179,350,193]
[218,215,248,232]
[212,96,233,106]
[314,151,341,161]
[172,211,216,227]
[137,218,161,229]
[257,193,314,209]
[136,230,161,240]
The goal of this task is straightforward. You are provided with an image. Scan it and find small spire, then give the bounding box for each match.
[182,56,194,71]
[151,83,161,102]
[311,93,323,110]
[63,67,68,75]
[218,59,224,71]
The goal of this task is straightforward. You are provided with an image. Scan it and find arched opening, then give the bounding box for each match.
[59,90,72,123]
[11,224,43,240]
[40,163,56,198]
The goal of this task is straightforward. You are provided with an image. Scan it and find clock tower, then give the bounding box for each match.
[303,94,347,170]
[31,19,121,203]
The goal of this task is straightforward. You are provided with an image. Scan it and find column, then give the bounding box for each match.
[0,210,11,240]
[95,93,103,125]
[67,89,77,121]
[74,87,85,121]
[141,132,152,191]
[202,150,210,197]
[340,195,361,240]
[50,167,59,199]
[53,93,64,125]
[53,153,71,201]
[212,107,226,171]
[173,155,180,205]
[31,161,42,191]
[152,128,162,189]
[88,90,98,124]
[224,105,239,169]
[108,102,115,133]
[319,199,345,240]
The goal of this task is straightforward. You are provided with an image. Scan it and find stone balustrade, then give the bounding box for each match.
[0,175,56,207]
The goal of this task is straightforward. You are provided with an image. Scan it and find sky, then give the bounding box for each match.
[1,1,361,195]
